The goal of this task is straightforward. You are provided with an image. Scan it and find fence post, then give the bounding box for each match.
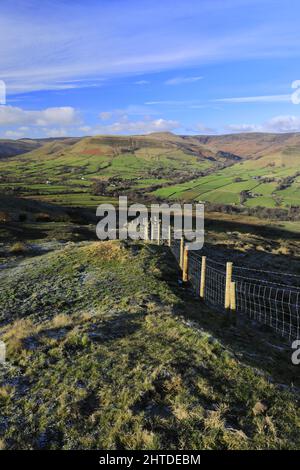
[157,221,161,246]
[182,246,189,282]
[180,236,185,269]
[225,262,233,309]
[151,219,155,242]
[0,341,5,364]
[144,221,149,242]
[230,281,236,312]
[200,256,206,299]
[168,225,172,247]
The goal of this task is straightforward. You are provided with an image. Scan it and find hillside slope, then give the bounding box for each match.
[0,139,42,159]
[194,132,300,159]
[0,241,299,450]
[1,132,300,209]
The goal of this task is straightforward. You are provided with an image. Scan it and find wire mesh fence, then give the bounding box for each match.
[120,219,300,343]
[233,272,300,341]
[165,232,300,343]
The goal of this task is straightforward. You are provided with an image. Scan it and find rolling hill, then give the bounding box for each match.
[0,132,300,209]
[194,132,300,159]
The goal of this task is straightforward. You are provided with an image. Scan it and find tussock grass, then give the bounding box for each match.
[51,314,72,329]
[0,439,6,450]
[0,385,14,403]
[9,242,27,254]
[2,318,35,355]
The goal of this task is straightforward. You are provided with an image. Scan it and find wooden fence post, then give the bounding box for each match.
[0,340,5,364]
[144,221,149,242]
[151,219,155,242]
[230,281,236,311]
[182,246,189,282]
[180,236,185,269]
[200,256,206,299]
[225,262,233,309]
[157,221,161,246]
[168,225,172,247]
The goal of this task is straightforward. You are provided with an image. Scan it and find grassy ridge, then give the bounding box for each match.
[0,241,299,450]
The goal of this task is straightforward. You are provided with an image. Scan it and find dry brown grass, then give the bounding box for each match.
[2,318,35,355]
[78,311,94,323]
[9,242,27,254]
[82,241,129,262]
[0,439,6,450]
[0,385,14,404]
[204,404,228,432]
[51,313,72,329]
[172,403,189,421]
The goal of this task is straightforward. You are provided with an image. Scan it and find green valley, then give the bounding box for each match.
[0,132,299,211]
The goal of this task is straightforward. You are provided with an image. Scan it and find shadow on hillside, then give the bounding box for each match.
[88,311,143,343]
[205,216,300,241]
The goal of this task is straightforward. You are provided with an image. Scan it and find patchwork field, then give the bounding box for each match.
[0,132,299,210]
[153,161,300,208]
[0,134,215,207]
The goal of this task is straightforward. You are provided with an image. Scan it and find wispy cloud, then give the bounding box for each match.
[215,94,292,103]
[99,105,158,121]
[193,122,216,134]
[1,1,300,95]
[145,100,201,106]
[91,117,180,135]
[134,80,150,85]
[165,76,203,85]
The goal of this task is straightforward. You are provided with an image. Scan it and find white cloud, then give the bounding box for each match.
[225,123,261,132]
[165,76,203,85]
[194,122,216,133]
[99,105,158,121]
[266,115,300,132]
[134,80,150,85]
[79,125,92,133]
[226,115,300,133]
[215,94,291,103]
[4,129,26,139]
[99,111,113,121]
[92,117,180,135]
[0,105,79,127]
[42,128,68,137]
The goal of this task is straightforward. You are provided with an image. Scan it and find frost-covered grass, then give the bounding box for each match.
[0,241,299,450]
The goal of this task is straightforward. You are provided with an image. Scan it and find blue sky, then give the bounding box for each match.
[1,0,300,138]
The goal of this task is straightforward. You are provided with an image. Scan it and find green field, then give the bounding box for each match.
[0,133,300,209]
[0,136,213,207]
[153,161,300,208]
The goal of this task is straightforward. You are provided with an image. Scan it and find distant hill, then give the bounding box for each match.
[2,131,300,163]
[1,131,300,209]
[194,132,300,160]
[0,137,81,160]
[0,139,41,159]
